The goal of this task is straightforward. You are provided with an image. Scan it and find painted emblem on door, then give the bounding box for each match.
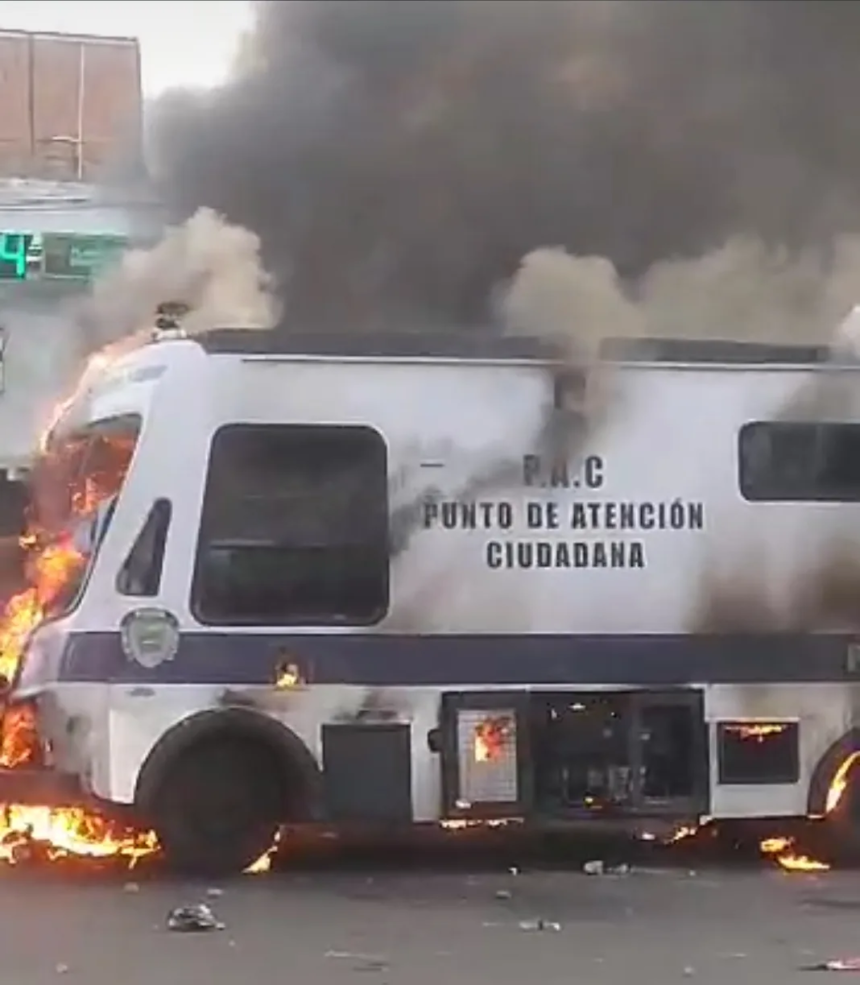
[120,608,180,669]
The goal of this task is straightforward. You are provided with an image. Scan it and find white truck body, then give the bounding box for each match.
[5,328,860,867]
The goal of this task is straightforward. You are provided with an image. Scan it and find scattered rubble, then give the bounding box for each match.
[325,951,390,972]
[518,918,561,932]
[803,958,860,972]
[166,903,225,933]
[583,860,631,876]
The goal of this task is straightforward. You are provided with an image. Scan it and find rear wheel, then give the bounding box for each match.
[151,735,284,876]
[824,757,860,864]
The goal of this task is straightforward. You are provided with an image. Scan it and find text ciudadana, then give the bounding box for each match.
[421,454,705,569]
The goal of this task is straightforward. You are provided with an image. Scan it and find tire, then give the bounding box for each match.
[151,734,285,877]
[824,757,860,864]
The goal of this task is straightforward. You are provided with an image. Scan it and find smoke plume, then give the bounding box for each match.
[76,208,278,357]
[141,0,860,635]
[150,0,860,337]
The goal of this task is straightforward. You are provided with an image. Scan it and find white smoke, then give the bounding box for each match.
[395,234,860,635]
[76,207,279,359]
[41,208,279,444]
[504,236,860,350]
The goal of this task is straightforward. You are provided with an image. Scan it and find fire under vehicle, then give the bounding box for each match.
[0,320,858,875]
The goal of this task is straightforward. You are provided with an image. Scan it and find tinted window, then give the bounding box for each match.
[717,722,800,785]
[192,424,389,625]
[31,414,141,617]
[117,499,172,597]
[35,414,141,532]
[739,421,860,502]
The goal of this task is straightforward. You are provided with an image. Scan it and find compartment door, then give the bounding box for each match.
[440,691,533,819]
[631,690,709,816]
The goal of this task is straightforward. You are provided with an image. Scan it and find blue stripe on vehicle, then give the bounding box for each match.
[56,631,857,687]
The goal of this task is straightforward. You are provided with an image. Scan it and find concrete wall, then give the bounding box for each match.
[0,30,142,182]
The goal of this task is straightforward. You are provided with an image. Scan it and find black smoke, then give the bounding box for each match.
[151,0,860,331]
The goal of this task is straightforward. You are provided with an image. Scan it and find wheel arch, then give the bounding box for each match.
[133,707,324,822]
[807,727,860,816]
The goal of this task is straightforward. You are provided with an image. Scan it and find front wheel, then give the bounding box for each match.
[151,735,284,876]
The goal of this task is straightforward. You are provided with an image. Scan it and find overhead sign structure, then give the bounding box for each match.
[0,232,128,282]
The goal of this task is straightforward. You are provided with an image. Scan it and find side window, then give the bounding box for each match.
[117,499,172,597]
[739,422,860,502]
[192,424,389,626]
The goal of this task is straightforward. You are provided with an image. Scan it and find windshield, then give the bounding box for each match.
[27,413,141,618]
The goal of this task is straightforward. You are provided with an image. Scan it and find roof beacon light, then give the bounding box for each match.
[152,301,190,341]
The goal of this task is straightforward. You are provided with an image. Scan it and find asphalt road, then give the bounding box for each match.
[0,846,858,985]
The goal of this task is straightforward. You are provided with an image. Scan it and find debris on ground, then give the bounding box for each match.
[802,958,860,972]
[206,887,223,898]
[583,860,630,876]
[165,903,225,932]
[494,889,512,900]
[325,951,390,972]
[352,958,390,973]
[518,918,561,932]
[123,882,139,893]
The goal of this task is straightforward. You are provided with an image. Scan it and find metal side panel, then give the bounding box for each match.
[321,722,413,823]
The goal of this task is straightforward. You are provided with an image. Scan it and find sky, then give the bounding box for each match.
[0,1,253,95]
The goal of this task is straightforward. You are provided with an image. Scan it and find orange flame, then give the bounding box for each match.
[667,825,698,843]
[775,854,830,873]
[760,835,830,872]
[726,723,789,742]
[824,752,860,815]
[473,716,512,763]
[0,373,160,867]
[0,806,157,866]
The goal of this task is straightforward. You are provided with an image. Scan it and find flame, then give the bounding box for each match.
[727,723,789,742]
[473,716,512,763]
[244,829,281,874]
[667,825,698,843]
[774,853,830,872]
[474,729,492,763]
[0,367,161,867]
[0,704,40,768]
[274,663,303,690]
[439,818,520,831]
[244,850,273,874]
[0,806,157,866]
[824,751,860,815]
[760,835,830,872]
[760,836,792,854]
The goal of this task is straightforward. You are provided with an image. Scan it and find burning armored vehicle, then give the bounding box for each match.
[0,312,856,874]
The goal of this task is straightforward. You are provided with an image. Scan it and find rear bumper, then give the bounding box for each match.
[0,767,84,806]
